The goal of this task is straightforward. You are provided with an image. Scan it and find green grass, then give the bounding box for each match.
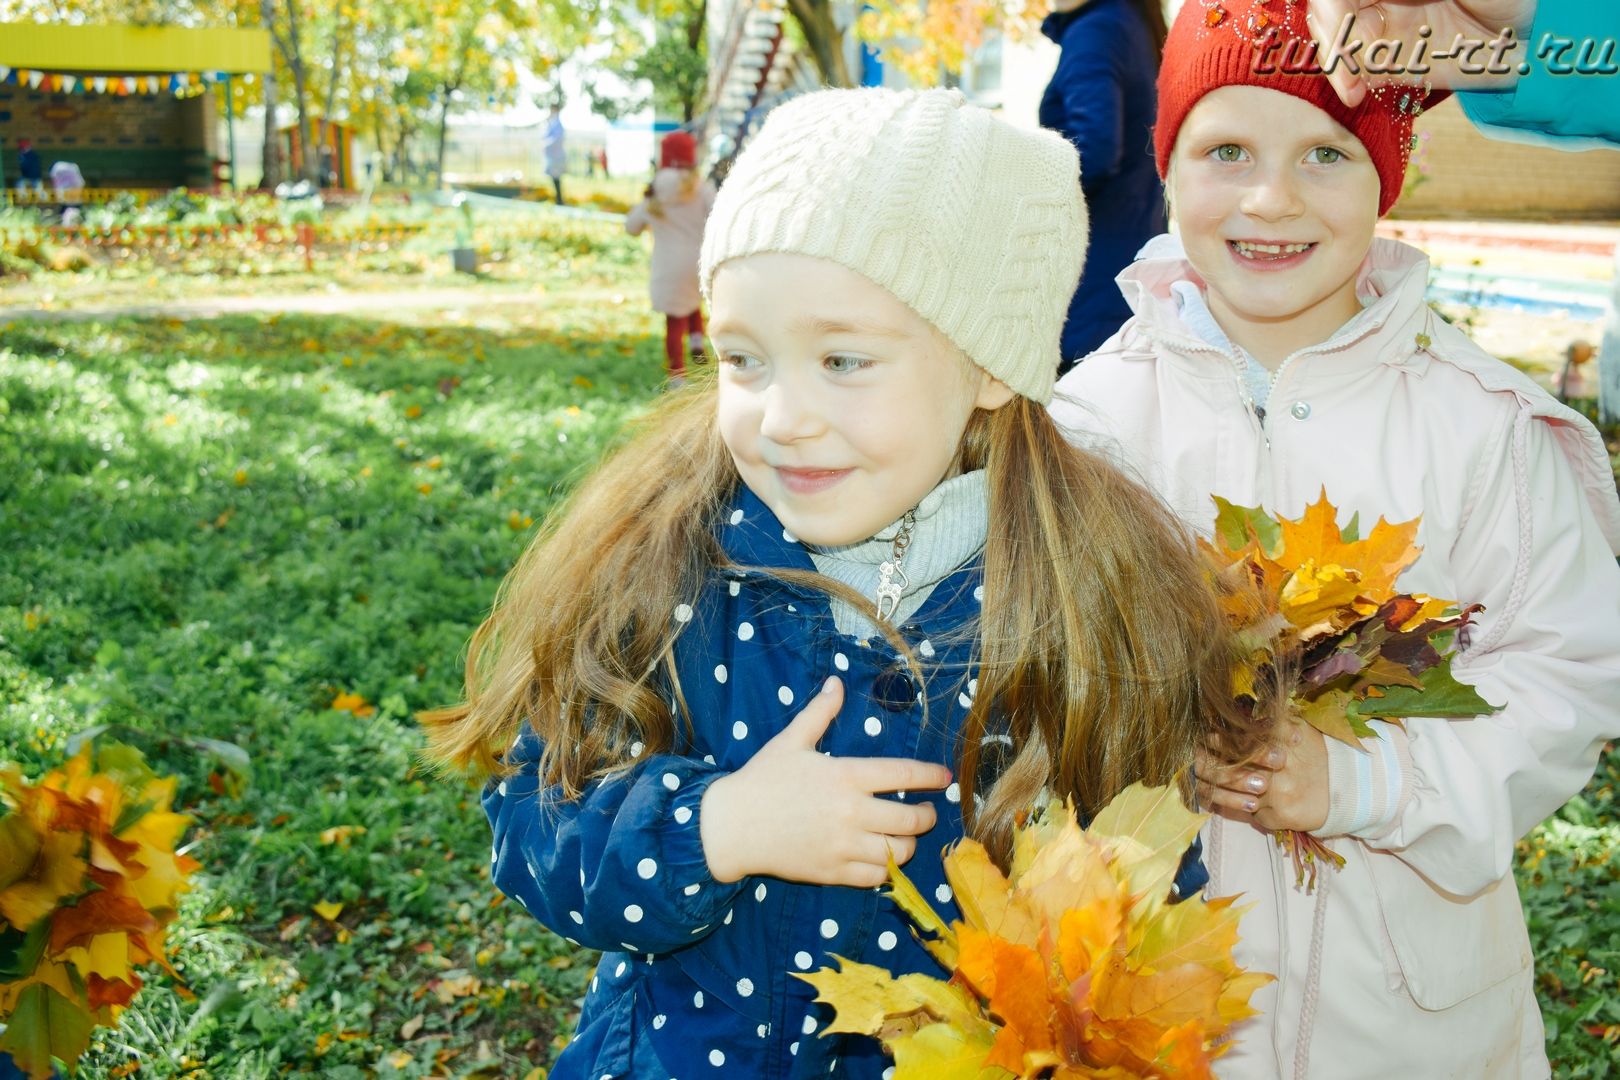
[0,281,666,1076]
[0,259,1617,1076]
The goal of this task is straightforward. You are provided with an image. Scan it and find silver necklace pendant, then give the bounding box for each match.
[874,510,916,623]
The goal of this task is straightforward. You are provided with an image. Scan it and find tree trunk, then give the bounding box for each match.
[259,0,283,188]
[433,90,453,188]
[785,0,851,87]
[278,0,320,183]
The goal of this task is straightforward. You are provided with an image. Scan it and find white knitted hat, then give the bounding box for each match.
[699,87,1088,405]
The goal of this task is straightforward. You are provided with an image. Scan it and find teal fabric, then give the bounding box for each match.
[1457,0,1620,148]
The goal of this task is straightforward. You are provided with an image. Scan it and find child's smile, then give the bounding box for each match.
[709,253,1013,547]
[1170,86,1381,368]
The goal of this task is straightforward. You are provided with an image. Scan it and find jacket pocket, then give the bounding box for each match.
[1367,854,1530,1011]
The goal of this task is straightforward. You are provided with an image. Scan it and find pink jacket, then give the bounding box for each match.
[625,167,717,317]
[1052,237,1620,1079]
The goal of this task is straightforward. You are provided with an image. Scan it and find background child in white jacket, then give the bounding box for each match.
[626,131,717,386]
[1052,0,1620,1075]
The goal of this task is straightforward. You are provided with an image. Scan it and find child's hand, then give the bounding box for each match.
[700,676,952,888]
[1195,716,1330,833]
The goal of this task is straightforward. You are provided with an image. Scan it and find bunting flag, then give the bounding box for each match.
[0,66,222,97]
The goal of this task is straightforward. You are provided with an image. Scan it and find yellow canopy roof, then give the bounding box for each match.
[0,23,271,74]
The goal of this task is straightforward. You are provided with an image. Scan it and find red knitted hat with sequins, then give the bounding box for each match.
[1154,0,1439,215]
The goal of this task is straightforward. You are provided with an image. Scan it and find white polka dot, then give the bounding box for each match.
[694,990,705,1008]
[729,509,744,525]
[653,1014,667,1029]
[624,904,644,923]
[833,652,849,671]
[803,1015,818,1034]
[621,941,638,953]
[946,782,961,804]
[897,791,907,800]
[790,1042,799,1055]
[820,918,838,939]
[491,845,498,865]
[737,977,754,997]
[674,603,694,623]
[709,1049,726,1066]
[864,716,882,736]
[591,976,599,993]
[969,677,979,696]
[782,527,797,543]
[795,950,813,969]
[973,585,984,603]
[935,884,953,903]
[703,754,716,764]
[631,740,645,758]
[732,720,749,740]
[918,639,935,658]
[714,663,728,684]
[637,858,658,879]
[729,581,741,597]
[662,772,680,791]
[778,685,794,706]
[878,930,898,951]
[737,621,755,641]
[569,910,584,925]
[724,909,734,925]
[787,604,797,613]
[755,882,768,902]
[684,883,701,896]
[674,806,694,824]
[959,692,974,709]
[758,1024,769,1038]
[614,960,627,977]
[883,1068,895,1079]
[496,781,507,796]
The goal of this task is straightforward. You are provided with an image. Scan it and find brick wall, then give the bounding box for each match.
[1394,97,1620,219]
[0,86,216,187]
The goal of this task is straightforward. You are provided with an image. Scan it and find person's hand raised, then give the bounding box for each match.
[1305,0,1537,105]
[699,677,952,888]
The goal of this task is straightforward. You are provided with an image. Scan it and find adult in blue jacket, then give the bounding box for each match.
[1038,0,1166,370]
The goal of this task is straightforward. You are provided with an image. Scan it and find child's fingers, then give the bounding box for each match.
[840,756,952,795]
[771,676,844,751]
[857,796,937,839]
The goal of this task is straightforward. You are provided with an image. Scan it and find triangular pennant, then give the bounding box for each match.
[62,74,77,93]
[92,76,107,93]
[49,73,64,92]
[123,76,137,94]
[146,75,160,93]
[26,69,44,89]
[0,66,11,83]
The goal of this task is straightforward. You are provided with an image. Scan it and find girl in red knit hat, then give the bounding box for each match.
[626,131,717,386]
[1053,0,1620,1075]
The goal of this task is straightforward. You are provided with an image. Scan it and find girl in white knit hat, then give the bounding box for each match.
[426,87,1245,1079]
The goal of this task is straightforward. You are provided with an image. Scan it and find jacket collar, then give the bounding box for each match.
[715,485,984,630]
[1115,235,1436,378]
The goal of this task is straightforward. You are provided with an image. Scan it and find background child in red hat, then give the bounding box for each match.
[626,131,716,387]
[1053,0,1620,1075]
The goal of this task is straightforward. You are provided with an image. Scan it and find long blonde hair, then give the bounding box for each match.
[423,384,1241,866]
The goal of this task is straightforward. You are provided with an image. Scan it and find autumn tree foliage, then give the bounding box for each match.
[0,743,198,1079]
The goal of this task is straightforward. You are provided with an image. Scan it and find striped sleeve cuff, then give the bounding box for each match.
[1316,719,1413,839]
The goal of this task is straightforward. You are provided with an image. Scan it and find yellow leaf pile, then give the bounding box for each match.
[799,784,1270,1078]
[1200,491,1498,885]
[0,742,198,1079]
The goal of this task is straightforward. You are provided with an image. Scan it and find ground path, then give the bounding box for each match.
[0,284,549,324]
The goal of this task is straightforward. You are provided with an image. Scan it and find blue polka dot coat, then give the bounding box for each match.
[484,487,1207,1079]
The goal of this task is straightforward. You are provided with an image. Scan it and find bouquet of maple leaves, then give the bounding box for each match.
[800,784,1271,1079]
[0,741,198,1079]
[1199,491,1499,886]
